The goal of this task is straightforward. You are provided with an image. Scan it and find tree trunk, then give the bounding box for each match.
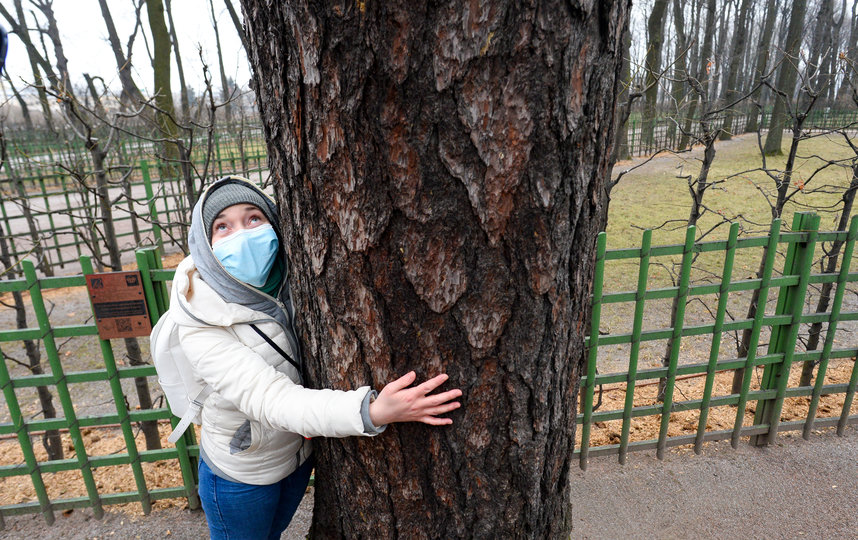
[0,137,62,461]
[680,0,717,150]
[91,146,162,451]
[31,0,76,101]
[763,1,808,155]
[83,73,108,118]
[642,0,670,152]
[208,0,233,120]
[145,0,180,163]
[836,1,858,103]
[3,74,34,130]
[732,108,809,393]
[719,0,752,140]
[165,0,190,121]
[0,1,55,128]
[223,0,249,53]
[611,28,632,162]
[745,0,779,133]
[239,1,629,537]
[668,0,688,147]
[98,0,146,109]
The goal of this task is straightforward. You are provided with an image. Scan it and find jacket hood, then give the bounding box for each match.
[187,176,291,330]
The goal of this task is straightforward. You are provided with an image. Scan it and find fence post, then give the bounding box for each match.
[618,228,652,464]
[579,232,606,471]
[751,212,819,446]
[135,247,201,509]
[803,215,858,438]
[141,161,164,252]
[0,337,55,526]
[80,255,153,515]
[21,259,105,518]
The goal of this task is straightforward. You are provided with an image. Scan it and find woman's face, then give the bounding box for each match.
[210,203,270,246]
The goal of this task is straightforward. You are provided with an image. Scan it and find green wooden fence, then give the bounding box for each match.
[0,214,856,524]
[0,248,198,526]
[577,212,858,469]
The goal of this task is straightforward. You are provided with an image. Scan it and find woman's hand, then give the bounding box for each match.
[369,371,462,427]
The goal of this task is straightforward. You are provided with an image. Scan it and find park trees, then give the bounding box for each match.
[239,0,629,537]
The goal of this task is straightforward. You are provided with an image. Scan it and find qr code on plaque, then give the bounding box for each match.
[116,318,132,333]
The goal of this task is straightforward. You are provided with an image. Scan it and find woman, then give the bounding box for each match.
[170,176,461,539]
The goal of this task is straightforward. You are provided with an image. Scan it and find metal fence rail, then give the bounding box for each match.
[576,212,858,469]
[619,108,858,158]
[0,153,269,277]
[0,214,856,523]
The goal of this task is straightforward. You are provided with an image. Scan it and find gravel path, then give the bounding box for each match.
[2,427,854,539]
[569,428,858,539]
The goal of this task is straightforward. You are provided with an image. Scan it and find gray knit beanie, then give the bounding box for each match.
[202,181,276,240]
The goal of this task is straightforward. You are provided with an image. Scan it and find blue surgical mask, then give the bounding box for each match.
[212,224,279,287]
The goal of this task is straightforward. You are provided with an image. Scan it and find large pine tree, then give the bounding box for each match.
[239,1,629,537]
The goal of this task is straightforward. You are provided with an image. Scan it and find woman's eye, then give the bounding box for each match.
[215,223,227,231]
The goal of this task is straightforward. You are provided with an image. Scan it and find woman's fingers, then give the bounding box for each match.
[383,370,418,394]
[422,388,462,406]
[413,373,451,395]
[422,401,461,417]
[419,416,454,426]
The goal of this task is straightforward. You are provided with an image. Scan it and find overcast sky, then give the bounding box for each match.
[1,0,251,97]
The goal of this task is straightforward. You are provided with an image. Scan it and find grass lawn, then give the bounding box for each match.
[604,131,858,292]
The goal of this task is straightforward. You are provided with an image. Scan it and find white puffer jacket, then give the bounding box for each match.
[171,255,377,484]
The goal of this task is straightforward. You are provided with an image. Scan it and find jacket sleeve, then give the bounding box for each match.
[178,323,380,438]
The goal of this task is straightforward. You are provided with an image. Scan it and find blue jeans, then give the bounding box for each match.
[198,456,314,540]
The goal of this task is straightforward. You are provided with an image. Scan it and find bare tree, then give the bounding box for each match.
[0,121,62,460]
[745,0,780,132]
[97,0,146,110]
[719,0,753,140]
[763,0,808,155]
[679,0,717,150]
[145,0,180,164]
[223,0,248,53]
[642,0,670,151]
[0,1,55,127]
[164,0,190,121]
[208,0,232,121]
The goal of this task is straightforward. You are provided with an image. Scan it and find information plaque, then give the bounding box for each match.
[85,271,152,339]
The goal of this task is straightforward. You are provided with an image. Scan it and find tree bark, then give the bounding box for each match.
[239,0,628,537]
